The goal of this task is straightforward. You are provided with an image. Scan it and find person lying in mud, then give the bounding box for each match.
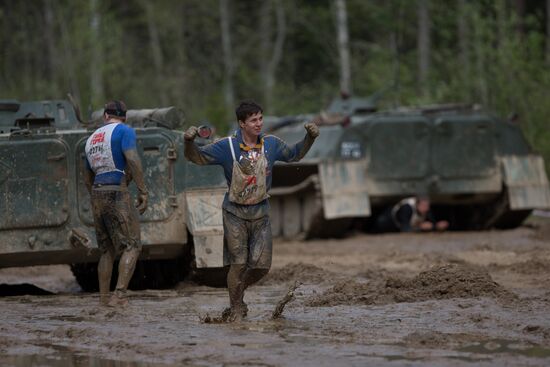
[375,196,449,233]
[184,100,319,322]
[84,100,148,307]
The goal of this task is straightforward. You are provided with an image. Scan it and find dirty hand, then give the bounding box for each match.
[136,191,148,215]
[304,121,320,138]
[419,221,434,231]
[184,126,199,141]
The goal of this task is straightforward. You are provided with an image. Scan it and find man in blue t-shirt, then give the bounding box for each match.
[84,100,148,307]
[184,100,319,321]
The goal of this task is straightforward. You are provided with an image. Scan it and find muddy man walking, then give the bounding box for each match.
[84,100,148,307]
[184,101,319,321]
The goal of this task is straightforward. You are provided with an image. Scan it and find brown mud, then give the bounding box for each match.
[1,222,550,366]
[307,264,516,307]
[258,262,337,285]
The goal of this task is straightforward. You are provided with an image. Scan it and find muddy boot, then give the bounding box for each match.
[97,249,115,306]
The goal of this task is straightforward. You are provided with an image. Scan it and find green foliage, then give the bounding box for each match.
[0,0,549,172]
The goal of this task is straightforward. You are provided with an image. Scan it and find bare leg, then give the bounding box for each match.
[108,247,140,307]
[226,264,247,321]
[97,248,115,305]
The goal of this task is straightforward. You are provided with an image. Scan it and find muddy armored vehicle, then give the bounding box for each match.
[0,99,227,290]
[267,97,550,238]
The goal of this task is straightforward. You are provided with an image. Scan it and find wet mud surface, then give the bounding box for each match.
[1,223,550,366]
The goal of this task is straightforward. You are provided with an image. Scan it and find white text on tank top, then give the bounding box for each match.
[85,123,124,175]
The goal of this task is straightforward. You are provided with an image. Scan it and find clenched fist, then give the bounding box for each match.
[184,126,199,141]
[304,122,320,138]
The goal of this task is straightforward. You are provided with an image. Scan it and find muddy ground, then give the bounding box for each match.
[1,220,550,366]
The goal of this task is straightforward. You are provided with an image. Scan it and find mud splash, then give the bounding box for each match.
[308,264,516,307]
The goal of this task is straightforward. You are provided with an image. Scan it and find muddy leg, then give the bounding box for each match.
[243,268,269,288]
[108,247,140,307]
[226,264,247,321]
[97,248,115,305]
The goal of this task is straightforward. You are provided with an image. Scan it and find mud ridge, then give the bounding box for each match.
[259,263,335,285]
[307,264,516,307]
[492,258,550,275]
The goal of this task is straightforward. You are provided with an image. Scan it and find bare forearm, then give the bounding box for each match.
[124,150,147,194]
[184,140,211,165]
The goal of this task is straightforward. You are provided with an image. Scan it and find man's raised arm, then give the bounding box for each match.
[184,126,215,165]
[277,119,320,163]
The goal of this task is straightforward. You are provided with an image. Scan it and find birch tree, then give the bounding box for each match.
[335,0,352,96]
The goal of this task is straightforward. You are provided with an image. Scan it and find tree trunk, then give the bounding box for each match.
[260,1,273,108]
[417,0,431,95]
[457,0,471,97]
[143,0,168,105]
[472,10,488,105]
[547,0,550,63]
[219,0,235,117]
[261,0,286,112]
[43,0,58,80]
[514,0,526,37]
[335,0,352,96]
[57,3,81,103]
[89,0,104,107]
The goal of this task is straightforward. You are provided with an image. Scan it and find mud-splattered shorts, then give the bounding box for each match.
[223,209,272,269]
[91,188,141,255]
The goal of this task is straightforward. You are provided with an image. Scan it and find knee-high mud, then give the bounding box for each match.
[2,222,550,366]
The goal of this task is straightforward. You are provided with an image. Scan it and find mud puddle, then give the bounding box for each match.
[0,348,173,367]
[3,227,550,366]
[459,339,550,358]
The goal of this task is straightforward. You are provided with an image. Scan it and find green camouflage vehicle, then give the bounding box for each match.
[267,97,550,238]
[0,99,227,291]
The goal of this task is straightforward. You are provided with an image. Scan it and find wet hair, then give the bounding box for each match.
[104,100,127,119]
[235,100,263,122]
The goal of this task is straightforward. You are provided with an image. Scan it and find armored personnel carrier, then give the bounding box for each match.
[268,97,550,238]
[0,99,227,291]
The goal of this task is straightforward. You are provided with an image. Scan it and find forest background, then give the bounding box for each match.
[1,0,550,172]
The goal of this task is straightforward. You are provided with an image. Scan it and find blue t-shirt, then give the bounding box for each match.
[85,122,137,185]
[194,129,306,219]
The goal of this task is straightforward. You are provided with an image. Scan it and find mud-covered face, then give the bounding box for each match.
[239,112,263,138]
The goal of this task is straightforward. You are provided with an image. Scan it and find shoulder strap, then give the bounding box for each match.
[228,137,237,161]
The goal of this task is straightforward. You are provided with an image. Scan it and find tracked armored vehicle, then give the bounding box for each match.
[268,97,550,238]
[0,99,227,291]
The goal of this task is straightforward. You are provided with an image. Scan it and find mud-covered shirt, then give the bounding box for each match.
[192,129,308,220]
[85,122,137,185]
